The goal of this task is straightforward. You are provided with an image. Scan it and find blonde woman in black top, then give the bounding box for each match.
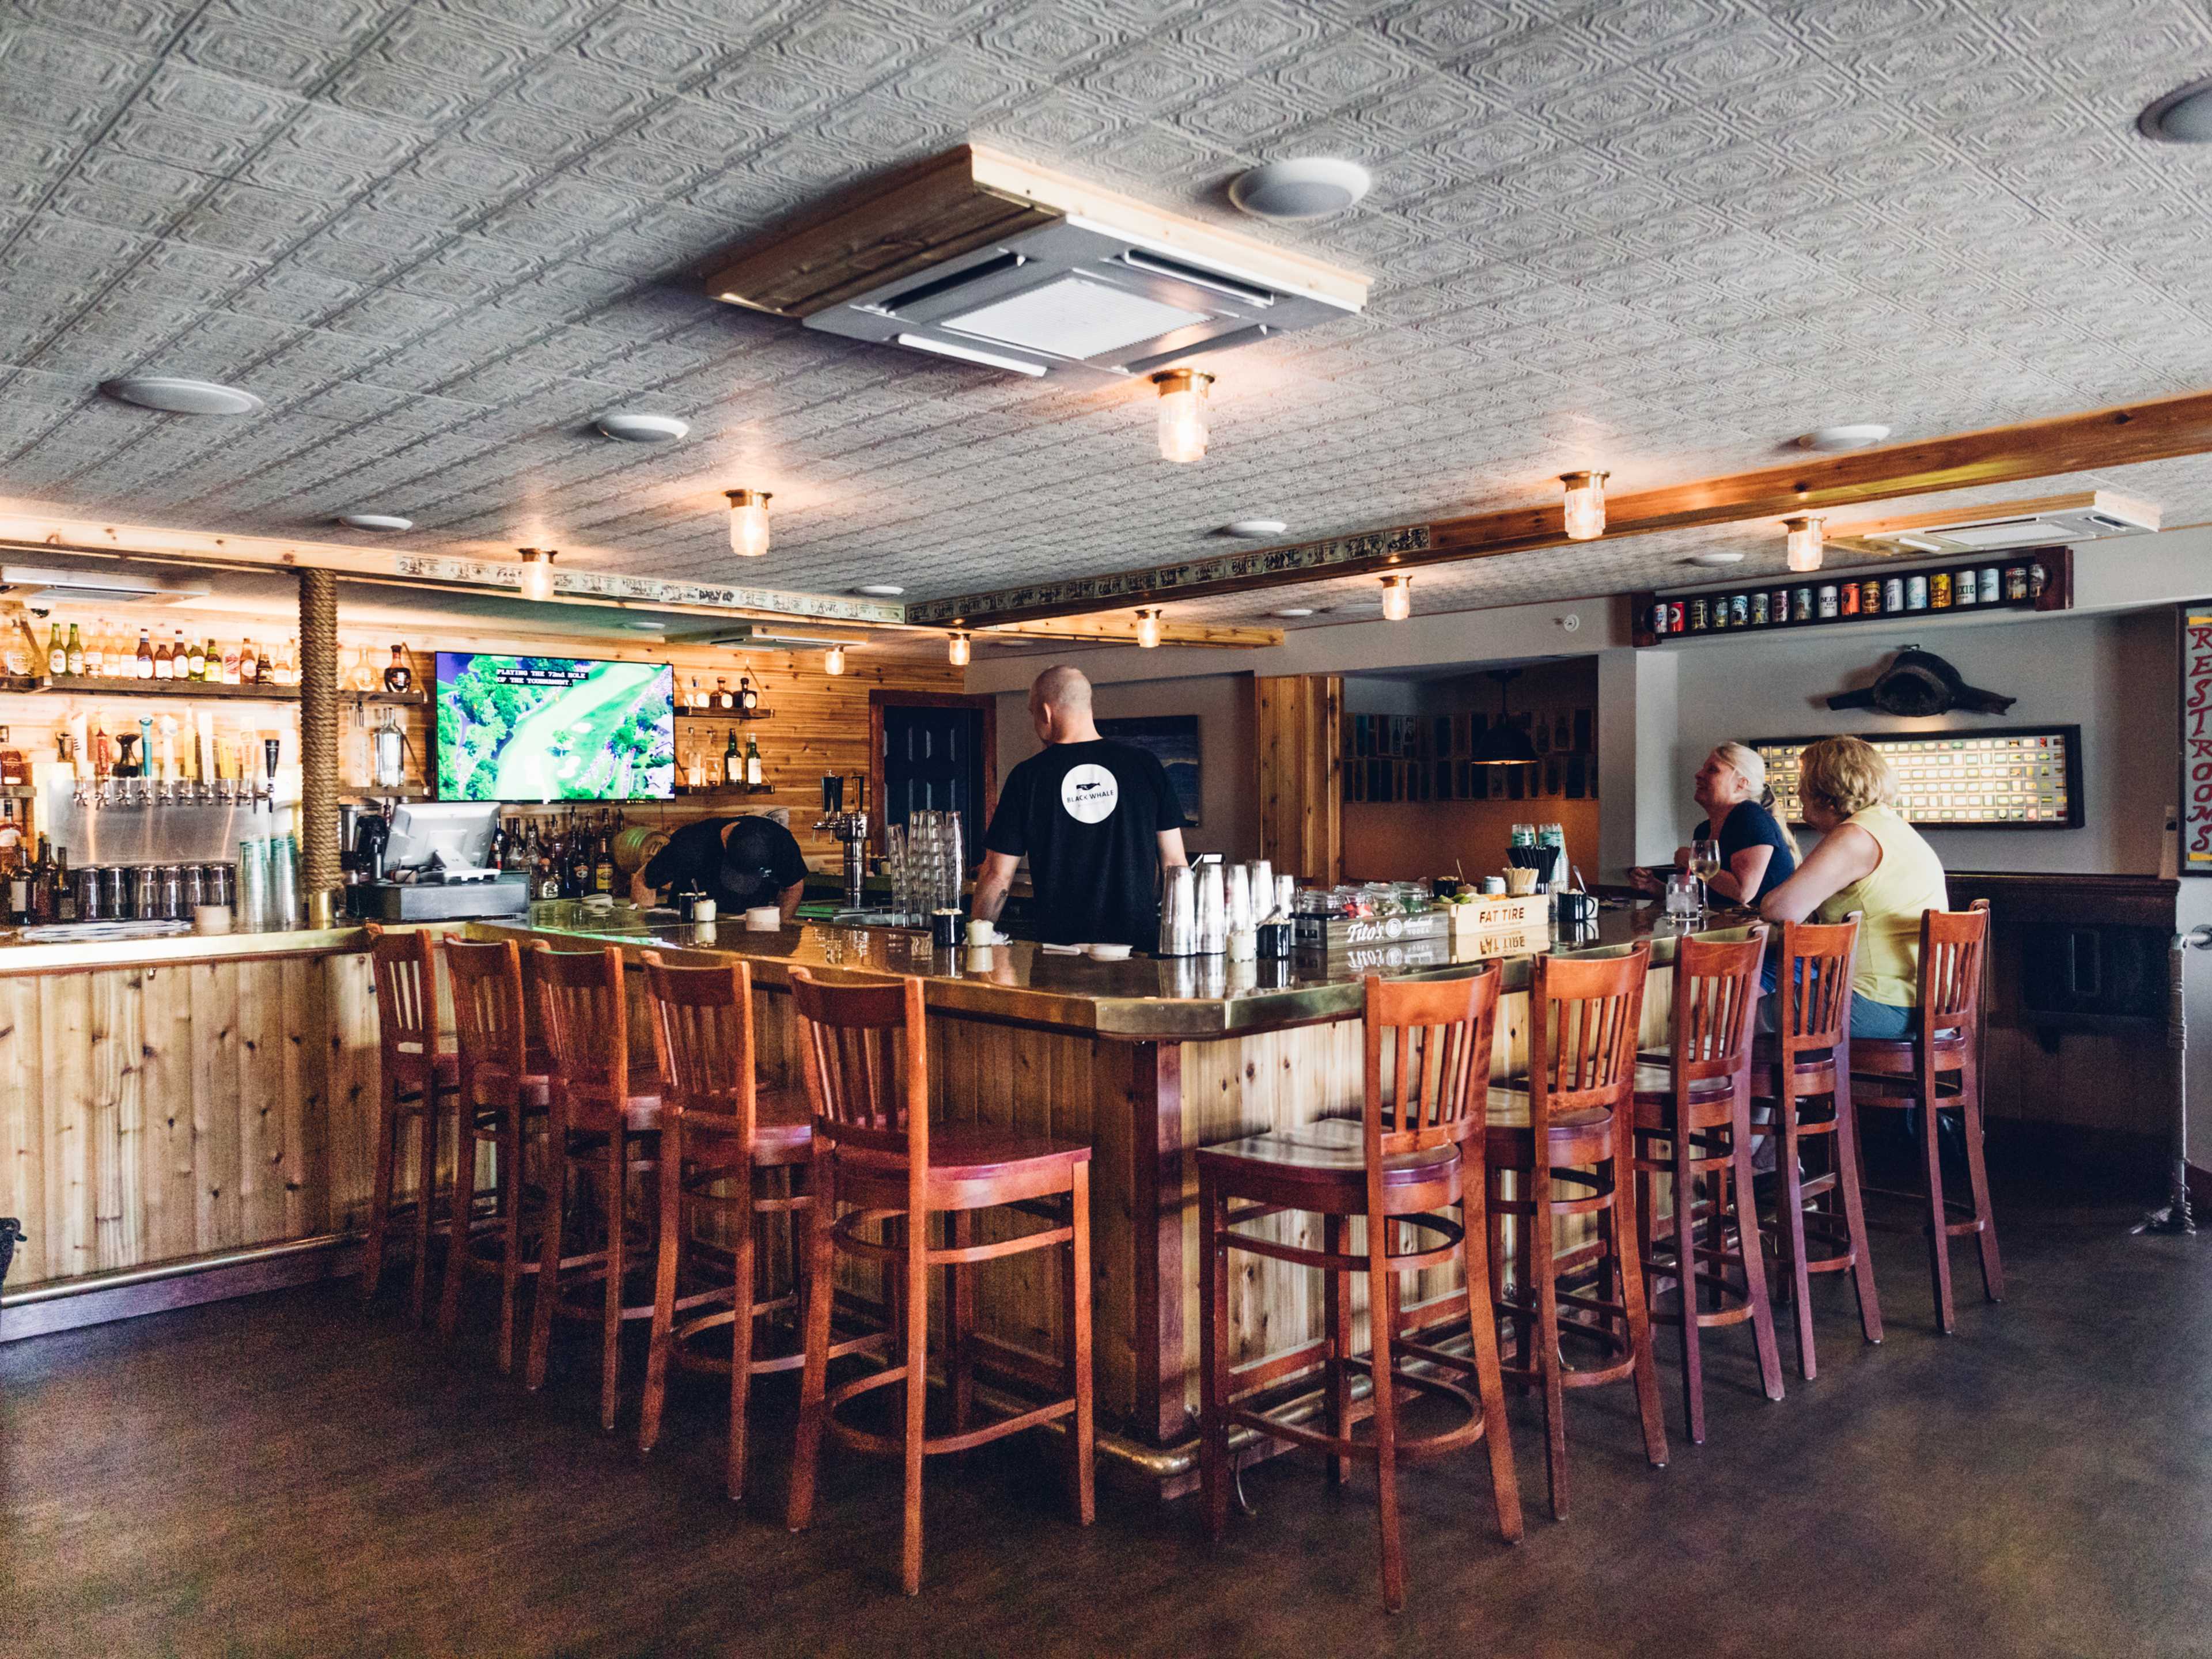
[1631,742,1798,904]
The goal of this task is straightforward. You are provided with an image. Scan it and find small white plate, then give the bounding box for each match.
[1086,943,1131,961]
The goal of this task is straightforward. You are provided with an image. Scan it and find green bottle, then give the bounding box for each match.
[46,622,64,677]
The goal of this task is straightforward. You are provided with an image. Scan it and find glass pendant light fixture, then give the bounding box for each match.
[1785,514,1825,573]
[518,546,555,602]
[1560,470,1608,540]
[1135,608,1163,648]
[1472,669,1540,766]
[1379,573,1412,622]
[823,643,846,676]
[947,631,971,667]
[725,488,771,558]
[1153,369,1214,464]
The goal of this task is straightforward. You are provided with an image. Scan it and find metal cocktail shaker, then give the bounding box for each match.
[1196,861,1228,955]
[1157,865,1198,956]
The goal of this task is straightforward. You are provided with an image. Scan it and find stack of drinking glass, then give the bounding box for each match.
[886,810,964,925]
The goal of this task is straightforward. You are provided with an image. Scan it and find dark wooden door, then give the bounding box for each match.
[874,695,994,865]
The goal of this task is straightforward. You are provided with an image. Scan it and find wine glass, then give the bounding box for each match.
[1690,838,1723,906]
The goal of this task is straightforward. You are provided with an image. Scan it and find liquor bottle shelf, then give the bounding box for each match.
[0,675,303,702]
[675,707,771,721]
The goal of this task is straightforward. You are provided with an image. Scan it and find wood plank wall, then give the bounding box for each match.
[1253,674,1343,886]
[2,949,384,1291]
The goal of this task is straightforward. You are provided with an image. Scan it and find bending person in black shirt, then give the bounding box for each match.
[973,665,1189,949]
[631,813,810,921]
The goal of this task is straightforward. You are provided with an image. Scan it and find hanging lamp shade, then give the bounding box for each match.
[1472,668,1540,764]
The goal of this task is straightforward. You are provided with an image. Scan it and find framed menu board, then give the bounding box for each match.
[1752,726,2082,829]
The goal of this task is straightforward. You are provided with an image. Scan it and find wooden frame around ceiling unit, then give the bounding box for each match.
[915,388,2212,627]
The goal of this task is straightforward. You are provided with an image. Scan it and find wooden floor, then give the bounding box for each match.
[3,1161,2207,1658]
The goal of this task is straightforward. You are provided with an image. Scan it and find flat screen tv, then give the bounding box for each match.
[434,652,675,802]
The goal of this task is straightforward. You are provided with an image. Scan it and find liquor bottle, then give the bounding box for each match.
[25,836,53,924]
[744,733,763,787]
[0,799,20,862]
[173,631,190,679]
[221,639,240,684]
[51,846,74,923]
[187,637,205,680]
[384,645,412,694]
[153,634,173,679]
[687,677,703,710]
[713,676,731,710]
[723,728,738,785]
[46,622,65,677]
[5,839,26,925]
[592,832,615,896]
[84,627,104,678]
[0,729,21,787]
[533,841,562,902]
[65,624,84,677]
[567,827,592,899]
[737,674,759,713]
[137,628,155,680]
[239,638,259,684]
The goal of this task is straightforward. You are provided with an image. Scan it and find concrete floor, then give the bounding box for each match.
[5,1174,2209,1658]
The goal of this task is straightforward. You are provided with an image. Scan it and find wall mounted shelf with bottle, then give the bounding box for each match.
[673,783,778,798]
[1630,546,2073,649]
[675,707,772,721]
[0,676,306,702]
[344,690,428,707]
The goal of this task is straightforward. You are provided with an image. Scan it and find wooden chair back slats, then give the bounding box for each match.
[1774,917,1859,1051]
[788,967,930,1163]
[1368,968,1500,1154]
[1529,944,1650,1120]
[641,953,759,1145]
[527,943,631,1122]
[366,924,441,1071]
[1669,929,1768,1082]
[1919,900,1990,1035]
[444,937,528,1086]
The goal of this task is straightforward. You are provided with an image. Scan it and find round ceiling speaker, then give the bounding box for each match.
[1224,517,1289,537]
[853,584,905,597]
[337,513,413,532]
[2139,77,2212,142]
[101,376,263,416]
[594,411,690,442]
[1229,158,1372,221]
[1794,423,1892,451]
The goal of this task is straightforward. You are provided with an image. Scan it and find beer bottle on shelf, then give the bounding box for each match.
[137,628,155,680]
[46,622,65,677]
[65,624,84,677]
[187,637,206,679]
[722,729,738,786]
[239,638,259,684]
[84,627,103,679]
[203,638,221,683]
[221,639,240,684]
[153,634,173,679]
[744,734,763,787]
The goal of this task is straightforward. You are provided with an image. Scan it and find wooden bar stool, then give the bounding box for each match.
[783,968,1094,1598]
[1630,926,1783,1445]
[1850,902,2002,1335]
[524,941,668,1430]
[1197,968,1521,1614]
[438,936,554,1368]
[1487,941,1667,1521]
[1752,916,1883,1379]
[359,923,461,1323]
[637,952,823,1501]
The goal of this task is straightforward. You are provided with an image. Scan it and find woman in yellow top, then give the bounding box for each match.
[1758,735,1948,1039]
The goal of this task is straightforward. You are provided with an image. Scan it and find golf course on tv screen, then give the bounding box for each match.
[435,653,675,802]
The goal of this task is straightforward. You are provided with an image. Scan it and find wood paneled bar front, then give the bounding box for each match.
[477,908,1685,1490]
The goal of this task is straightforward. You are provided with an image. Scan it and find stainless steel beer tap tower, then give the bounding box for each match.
[815,772,869,913]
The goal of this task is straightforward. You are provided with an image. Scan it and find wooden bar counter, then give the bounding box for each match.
[477,906,1687,1487]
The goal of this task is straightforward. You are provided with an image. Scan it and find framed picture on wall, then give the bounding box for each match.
[1099,714,1202,827]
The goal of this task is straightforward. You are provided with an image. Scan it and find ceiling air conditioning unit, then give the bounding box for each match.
[703,146,1368,383]
[1828,491,2160,557]
[0,565,211,606]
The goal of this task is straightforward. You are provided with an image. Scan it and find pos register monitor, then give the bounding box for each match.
[381,801,501,877]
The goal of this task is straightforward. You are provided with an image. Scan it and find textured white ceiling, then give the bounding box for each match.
[3,0,2211,630]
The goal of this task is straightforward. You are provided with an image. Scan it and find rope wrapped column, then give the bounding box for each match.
[297,567,340,923]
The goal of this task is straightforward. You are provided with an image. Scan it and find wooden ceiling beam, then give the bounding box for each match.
[916,388,2212,627]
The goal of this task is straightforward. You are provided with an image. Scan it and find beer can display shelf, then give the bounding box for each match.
[1629,546,2072,648]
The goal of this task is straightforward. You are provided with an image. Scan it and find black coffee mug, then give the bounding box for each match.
[1556,892,1598,930]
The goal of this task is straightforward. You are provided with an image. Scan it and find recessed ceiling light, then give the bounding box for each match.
[1229,158,1372,221]
[1685,551,1745,566]
[1794,424,1891,451]
[2139,76,2212,143]
[853,584,905,597]
[1224,518,1288,537]
[101,376,263,416]
[336,513,413,532]
[595,411,690,442]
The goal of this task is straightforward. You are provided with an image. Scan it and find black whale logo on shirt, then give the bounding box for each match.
[1060,763,1119,825]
